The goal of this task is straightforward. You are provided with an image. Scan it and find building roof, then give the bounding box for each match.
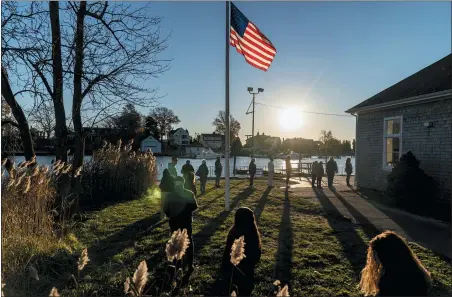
[347,54,452,112]
[201,133,225,138]
[170,128,189,134]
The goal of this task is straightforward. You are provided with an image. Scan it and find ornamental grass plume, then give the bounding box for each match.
[231,291,237,296]
[77,248,90,271]
[276,285,289,297]
[124,277,131,294]
[49,287,60,296]
[230,236,246,266]
[132,260,148,296]
[165,229,190,262]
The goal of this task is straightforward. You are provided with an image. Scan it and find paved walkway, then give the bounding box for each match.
[287,177,452,260]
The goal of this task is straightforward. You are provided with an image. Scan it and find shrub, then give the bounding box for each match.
[386,151,437,215]
[80,140,157,209]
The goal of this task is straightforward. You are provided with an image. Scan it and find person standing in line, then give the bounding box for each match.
[168,156,178,177]
[311,161,318,187]
[196,159,209,195]
[285,155,292,188]
[183,171,197,197]
[326,157,338,188]
[317,161,324,189]
[163,175,198,273]
[159,169,174,220]
[267,157,275,188]
[248,158,257,187]
[181,160,195,176]
[215,156,223,188]
[345,158,353,186]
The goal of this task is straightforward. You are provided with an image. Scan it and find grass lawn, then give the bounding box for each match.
[29,179,452,296]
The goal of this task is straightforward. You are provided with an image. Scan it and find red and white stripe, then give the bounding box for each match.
[230,22,276,71]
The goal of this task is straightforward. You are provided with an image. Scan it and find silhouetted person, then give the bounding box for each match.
[215,157,223,187]
[248,158,257,187]
[311,161,318,187]
[285,155,292,188]
[359,231,432,296]
[345,158,353,186]
[168,156,178,177]
[267,157,275,187]
[196,159,209,194]
[220,207,262,296]
[326,157,338,188]
[181,160,195,176]
[183,170,197,197]
[159,169,174,220]
[317,161,324,188]
[163,175,198,273]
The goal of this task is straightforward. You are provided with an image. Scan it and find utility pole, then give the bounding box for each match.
[246,87,264,157]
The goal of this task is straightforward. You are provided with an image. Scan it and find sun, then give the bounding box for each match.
[279,108,303,131]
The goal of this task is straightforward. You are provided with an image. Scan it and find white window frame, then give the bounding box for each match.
[382,116,403,170]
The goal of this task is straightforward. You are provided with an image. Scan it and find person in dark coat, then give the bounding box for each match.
[248,158,257,187]
[196,159,209,194]
[215,157,223,188]
[181,160,195,176]
[317,161,324,188]
[311,161,318,187]
[163,175,198,272]
[220,207,262,296]
[159,169,175,219]
[345,158,353,186]
[326,157,338,188]
[359,231,432,297]
[183,170,197,197]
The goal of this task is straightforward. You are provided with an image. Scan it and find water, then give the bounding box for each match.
[10,155,355,180]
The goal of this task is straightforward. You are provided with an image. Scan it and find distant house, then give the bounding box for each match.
[169,128,190,146]
[140,135,162,153]
[200,132,225,149]
[245,134,281,152]
[346,54,452,201]
[185,143,204,156]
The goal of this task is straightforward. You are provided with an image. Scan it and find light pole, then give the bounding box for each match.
[246,87,264,157]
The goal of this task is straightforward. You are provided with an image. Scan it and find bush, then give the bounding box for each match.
[80,140,157,209]
[386,151,438,215]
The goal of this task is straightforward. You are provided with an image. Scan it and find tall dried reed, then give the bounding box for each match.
[80,140,157,209]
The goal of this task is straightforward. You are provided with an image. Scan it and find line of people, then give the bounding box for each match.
[310,157,353,188]
[159,165,433,296]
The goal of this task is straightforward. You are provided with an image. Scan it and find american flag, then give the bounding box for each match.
[230,2,277,71]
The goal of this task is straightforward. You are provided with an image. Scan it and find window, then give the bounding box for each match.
[182,135,187,139]
[383,116,402,169]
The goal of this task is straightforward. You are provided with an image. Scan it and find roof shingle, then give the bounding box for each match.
[347,54,452,112]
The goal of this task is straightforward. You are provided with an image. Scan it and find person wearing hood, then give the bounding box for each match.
[214,157,223,188]
[168,156,178,177]
[181,160,195,176]
[248,158,257,187]
[184,170,197,197]
[196,160,209,194]
[159,169,174,220]
[162,175,198,272]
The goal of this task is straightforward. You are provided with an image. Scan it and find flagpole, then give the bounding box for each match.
[225,0,231,211]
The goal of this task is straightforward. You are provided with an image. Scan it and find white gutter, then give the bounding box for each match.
[346,89,452,114]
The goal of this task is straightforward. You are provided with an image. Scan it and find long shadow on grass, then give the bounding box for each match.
[313,187,369,277]
[87,212,162,265]
[194,186,256,254]
[273,190,293,286]
[254,187,272,223]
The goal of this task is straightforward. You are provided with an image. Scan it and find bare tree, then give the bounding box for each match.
[149,107,181,140]
[26,99,55,139]
[212,110,241,139]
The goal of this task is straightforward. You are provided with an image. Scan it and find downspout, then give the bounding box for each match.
[352,113,358,188]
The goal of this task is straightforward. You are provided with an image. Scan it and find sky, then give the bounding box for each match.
[133,1,450,142]
[13,1,450,143]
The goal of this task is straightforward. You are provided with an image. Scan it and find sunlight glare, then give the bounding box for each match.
[278,108,303,131]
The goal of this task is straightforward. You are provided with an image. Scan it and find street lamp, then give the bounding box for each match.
[246,87,264,157]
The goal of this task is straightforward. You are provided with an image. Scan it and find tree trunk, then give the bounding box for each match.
[1,68,35,161]
[69,1,87,216]
[49,1,68,162]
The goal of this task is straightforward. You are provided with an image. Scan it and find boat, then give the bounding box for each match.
[195,148,221,159]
